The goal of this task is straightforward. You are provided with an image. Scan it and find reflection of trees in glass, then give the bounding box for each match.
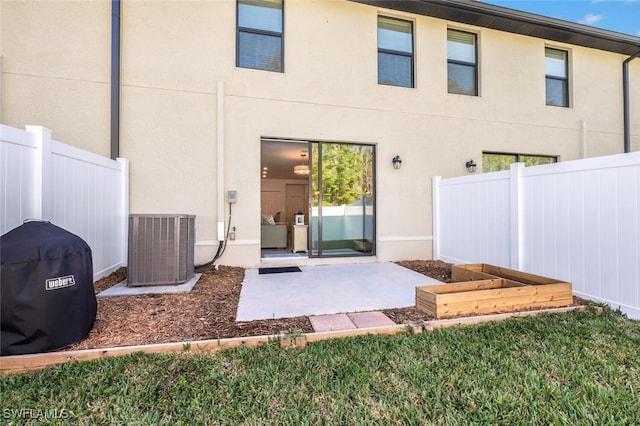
[482,153,517,172]
[521,155,556,167]
[265,55,281,71]
[482,152,557,172]
[312,143,374,206]
[447,64,476,96]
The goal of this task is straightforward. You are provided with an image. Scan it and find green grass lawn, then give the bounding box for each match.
[2,307,639,425]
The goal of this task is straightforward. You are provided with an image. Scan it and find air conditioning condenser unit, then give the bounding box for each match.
[127,214,195,286]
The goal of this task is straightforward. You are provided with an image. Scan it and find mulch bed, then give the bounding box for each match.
[71,260,583,351]
[70,260,450,350]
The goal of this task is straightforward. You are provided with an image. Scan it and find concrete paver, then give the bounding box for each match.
[309,313,358,332]
[348,311,396,328]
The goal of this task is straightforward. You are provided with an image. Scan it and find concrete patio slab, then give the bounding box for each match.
[348,311,396,328]
[97,274,202,297]
[236,262,441,321]
[309,313,358,332]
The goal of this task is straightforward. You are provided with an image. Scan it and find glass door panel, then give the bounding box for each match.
[310,142,375,257]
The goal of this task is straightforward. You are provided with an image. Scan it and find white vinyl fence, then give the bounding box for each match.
[1,125,129,281]
[433,152,640,319]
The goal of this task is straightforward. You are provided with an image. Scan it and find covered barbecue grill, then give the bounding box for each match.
[1,221,97,355]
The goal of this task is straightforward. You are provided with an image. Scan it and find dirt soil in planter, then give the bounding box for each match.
[70,260,450,350]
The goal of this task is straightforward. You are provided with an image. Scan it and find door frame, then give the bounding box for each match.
[260,137,376,259]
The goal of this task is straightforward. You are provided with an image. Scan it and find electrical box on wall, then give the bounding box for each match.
[227,190,237,204]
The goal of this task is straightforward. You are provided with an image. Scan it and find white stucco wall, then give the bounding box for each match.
[0,0,112,157]
[2,0,639,267]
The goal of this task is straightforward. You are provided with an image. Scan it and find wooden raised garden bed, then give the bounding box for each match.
[416,264,572,318]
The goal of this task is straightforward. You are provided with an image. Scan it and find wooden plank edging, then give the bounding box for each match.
[0,335,278,375]
[423,305,591,330]
[1,305,592,374]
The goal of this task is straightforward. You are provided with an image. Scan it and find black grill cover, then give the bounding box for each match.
[1,221,97,356]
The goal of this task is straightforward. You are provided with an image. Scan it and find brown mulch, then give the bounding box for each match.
[70,260,451,350]
[381,260,452,323]
[71,265,311,350]
[71,260,584,351]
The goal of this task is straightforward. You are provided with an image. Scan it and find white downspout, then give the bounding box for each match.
[217,80,225,242]
[623,49,640,153]
[579,119,587,159]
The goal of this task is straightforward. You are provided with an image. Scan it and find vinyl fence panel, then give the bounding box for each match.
[1,125,128,281]
[433,170,512,268]
[1,125,39,231]
[433,153,640,319]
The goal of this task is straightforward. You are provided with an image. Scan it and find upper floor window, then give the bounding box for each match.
[447,29,478,96]
[378,16,414,88]
[545,47,569,107]
[237,0,283,72]
[482,152,557,172]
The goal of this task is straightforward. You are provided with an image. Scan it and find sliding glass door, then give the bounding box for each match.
[310,142,375,257]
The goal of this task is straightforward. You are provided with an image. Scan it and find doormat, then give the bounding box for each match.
[258,266,302,274]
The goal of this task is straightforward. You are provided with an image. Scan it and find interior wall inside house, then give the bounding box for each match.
[260,179,309,224]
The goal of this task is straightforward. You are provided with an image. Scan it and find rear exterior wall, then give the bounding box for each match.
[1,0,638,267]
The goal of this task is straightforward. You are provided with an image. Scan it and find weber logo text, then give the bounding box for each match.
[45,275,76,291]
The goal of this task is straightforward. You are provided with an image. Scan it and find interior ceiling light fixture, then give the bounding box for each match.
[294,153,309,176]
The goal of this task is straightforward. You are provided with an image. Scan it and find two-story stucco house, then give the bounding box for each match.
[1,0,639,268]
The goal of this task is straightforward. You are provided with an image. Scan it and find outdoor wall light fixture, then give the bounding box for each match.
[392,155,402,169]
[466,159,477,173]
